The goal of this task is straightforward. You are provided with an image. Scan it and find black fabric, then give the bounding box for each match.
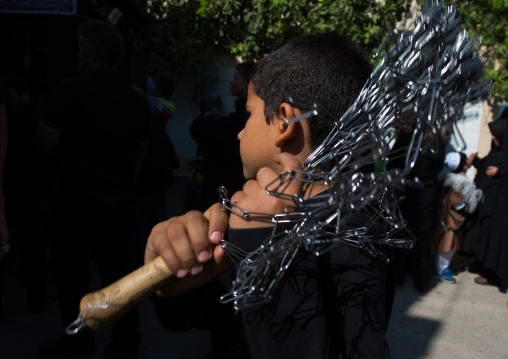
[488,118,507,147]
[152,224,394,359]
[227,228,394,359]
[388,133,445,291]
[49,205,140,339]
[189,97,248,211]
[463,144,503,252]
[135,113,177,195]
[41,69,147,343]
[471,118,508,286]
[473,146,503,214]
[151,277,249,359]
[4,102,43,195]
[0,76,11,102]
[3,101,49,312]
[42,69,150,210]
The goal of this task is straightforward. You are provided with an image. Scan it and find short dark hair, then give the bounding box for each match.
[453,152,468,174]
[236,62,255,83]
[250,32,372,148]
[78,20,125,67]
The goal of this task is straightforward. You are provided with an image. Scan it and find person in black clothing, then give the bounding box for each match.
[0,77,10,264]
[35,21,149,358]
[188,62,254,212]
[388,130,446,294]
[1,74,49,314]
[470,112,508,292]
[0,76,11,312]
[129,76,179,269]
[145,33,394,359]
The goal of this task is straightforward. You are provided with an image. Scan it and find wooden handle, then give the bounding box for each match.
[79,256,172,331]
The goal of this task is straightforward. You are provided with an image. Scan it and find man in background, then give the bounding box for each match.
[35,20,149,359]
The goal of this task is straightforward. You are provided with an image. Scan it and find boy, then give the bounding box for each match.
[433,152,481,284]
[146,32,394,358]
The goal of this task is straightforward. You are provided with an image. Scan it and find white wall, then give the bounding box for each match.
[446,102,484,179]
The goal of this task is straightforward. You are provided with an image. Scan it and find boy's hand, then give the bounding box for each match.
[230,153,304,229]
[145,203,232,297]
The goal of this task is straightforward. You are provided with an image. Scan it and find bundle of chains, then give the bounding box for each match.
[220,0,492,310]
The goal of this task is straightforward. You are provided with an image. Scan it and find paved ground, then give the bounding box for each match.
[1,175,507,358]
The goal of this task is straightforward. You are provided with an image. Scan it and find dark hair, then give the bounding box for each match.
[236,62,255,83]
[250,32,372,148]
[77,20,125,67]
[453,152,468,173]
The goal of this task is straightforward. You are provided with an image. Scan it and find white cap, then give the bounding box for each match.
[444,152,460,171]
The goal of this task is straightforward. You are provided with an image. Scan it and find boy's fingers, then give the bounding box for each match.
[145,212,212,278]
[182,211,215,265]
[213,244,232,266]
[274,152,303,173]
[145,220,186,276]
[271,152,305,194]
[159,217,198,277]
[203,202,229,245]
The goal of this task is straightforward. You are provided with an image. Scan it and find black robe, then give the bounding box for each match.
[471,118,508,291]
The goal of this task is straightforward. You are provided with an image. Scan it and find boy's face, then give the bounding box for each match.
[238,83,282,180]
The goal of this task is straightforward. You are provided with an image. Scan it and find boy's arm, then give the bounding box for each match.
[146,153,303,298]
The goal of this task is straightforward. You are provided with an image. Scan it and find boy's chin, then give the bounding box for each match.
[242,168,255,181]
[244,174,255,181]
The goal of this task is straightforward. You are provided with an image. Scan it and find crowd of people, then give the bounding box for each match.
[0,19,507,359]
[389,109,508,294]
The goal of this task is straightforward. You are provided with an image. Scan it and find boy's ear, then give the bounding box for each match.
[275,103,300,148]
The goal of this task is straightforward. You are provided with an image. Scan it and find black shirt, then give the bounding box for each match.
[42,69,150,209]
[153,225,394,359]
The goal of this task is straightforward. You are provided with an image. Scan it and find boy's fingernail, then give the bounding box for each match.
[190,265,203,275]
[198,251,212,262]
[210,231,222,241]
[176,269,187,278]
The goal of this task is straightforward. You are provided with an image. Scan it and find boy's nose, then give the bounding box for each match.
[237,129,244,140]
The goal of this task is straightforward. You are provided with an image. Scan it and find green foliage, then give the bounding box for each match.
[130,0,508,101]
[196,0,411,60]
[417,0,508,101]
[128,0,221,98]
[130,0,411,97]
